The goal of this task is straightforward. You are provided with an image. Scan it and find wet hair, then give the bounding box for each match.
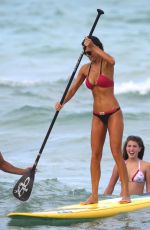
[122,135,145,160]
[82,35,104,51]
[90,36,104,50]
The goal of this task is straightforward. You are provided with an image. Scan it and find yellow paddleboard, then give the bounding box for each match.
[8,195,150,219]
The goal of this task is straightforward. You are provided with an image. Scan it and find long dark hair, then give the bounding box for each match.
[82,35,104,50]
[90,36,104,50]
[123,135,145,160]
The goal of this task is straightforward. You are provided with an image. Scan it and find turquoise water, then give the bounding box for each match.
[0,0,150,229]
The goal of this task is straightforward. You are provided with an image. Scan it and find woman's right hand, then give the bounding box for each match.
[55,102,64,111]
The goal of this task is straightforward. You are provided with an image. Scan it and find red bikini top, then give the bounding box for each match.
[85,60,114,89]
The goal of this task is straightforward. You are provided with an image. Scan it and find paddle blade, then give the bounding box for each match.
[13,169,35,201]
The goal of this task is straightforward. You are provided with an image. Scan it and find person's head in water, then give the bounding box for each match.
[123,135,145,160]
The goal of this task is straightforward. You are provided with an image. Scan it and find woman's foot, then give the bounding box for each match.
[80,194,98,205]
[119,196,131,204]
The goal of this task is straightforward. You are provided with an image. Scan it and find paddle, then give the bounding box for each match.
[13,9,104,201]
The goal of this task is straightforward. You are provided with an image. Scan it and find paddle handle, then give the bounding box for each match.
[33,9,104,170]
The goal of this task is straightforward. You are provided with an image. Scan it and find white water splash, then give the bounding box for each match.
[115,78,150,95]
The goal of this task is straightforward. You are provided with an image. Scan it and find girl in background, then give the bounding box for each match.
[104,136,150,195]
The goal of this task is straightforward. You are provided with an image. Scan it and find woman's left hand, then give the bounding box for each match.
[83,37,94,49]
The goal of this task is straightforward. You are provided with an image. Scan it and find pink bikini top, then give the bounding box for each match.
[131,160,145,183]
[85,60,114,89]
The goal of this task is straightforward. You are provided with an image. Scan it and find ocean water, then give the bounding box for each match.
[0,0,150,229]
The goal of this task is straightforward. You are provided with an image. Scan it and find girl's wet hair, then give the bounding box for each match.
[90,36,104,50]
[123,135,145,160]
[82,35,104,51]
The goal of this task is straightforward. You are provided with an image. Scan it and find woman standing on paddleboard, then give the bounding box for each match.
[104,135,150,195]
[55,36,131,204]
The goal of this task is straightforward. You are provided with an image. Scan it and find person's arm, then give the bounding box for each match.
[84,37,115,65]
[104,165,119,195]
[0,153,30,175]
[93,46,115,65]
[145,163,150,193]
[55,65,87,111]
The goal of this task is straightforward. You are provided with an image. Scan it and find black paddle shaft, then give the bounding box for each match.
[13,9,104,201]
[32,9,104,171]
